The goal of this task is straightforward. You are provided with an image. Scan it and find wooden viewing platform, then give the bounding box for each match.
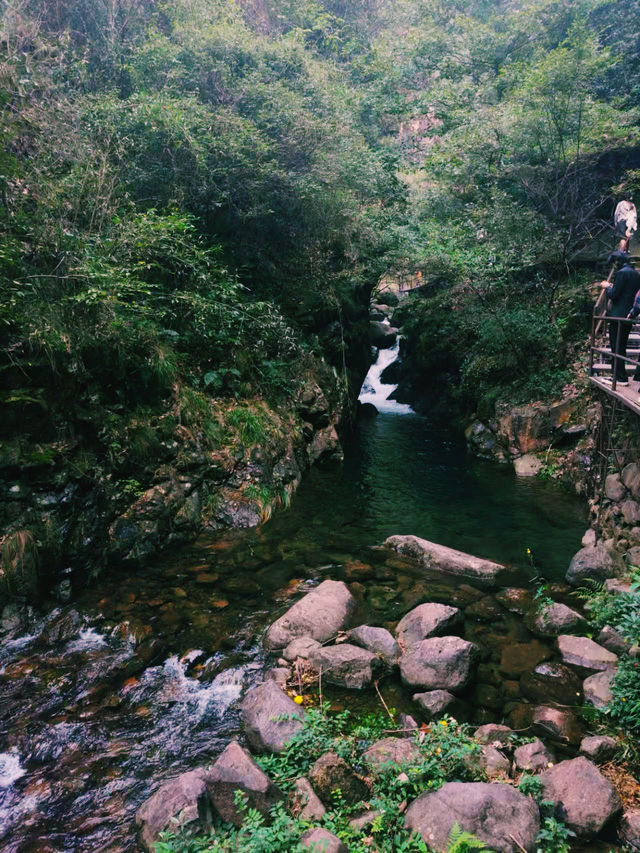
[589,374,640,417]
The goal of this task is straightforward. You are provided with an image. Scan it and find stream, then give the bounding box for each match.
[0,372,590,851]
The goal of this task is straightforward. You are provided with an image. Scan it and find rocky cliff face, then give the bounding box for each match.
[0,370,344,609]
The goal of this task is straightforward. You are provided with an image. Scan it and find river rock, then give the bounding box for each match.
[307,643,381,689]
[525,602,586,638]
[556,635,618,674]
[495,588,533,615]
[40,609,83,645]
[385,535,512,588]
[465,744,512,780]
[241,681,305,754]
[514,454,544,476]
[405,781,540,852]
[513,739,555,773]
[395,603,462,649]
[532,706,582,745]
[301,827,347,853]
[282,636,322,662]
[474,724,513,745]
[466,595,505,622]
[206,741,283,826]
[362,737,421,771]
[465,420,508,462]
[413,690,468,722]
[619,809,640,849]
[308,751,368,806]
[583,669,616,708]
[520,662,583,706]
[349,809,383,831]
[605,473,626,502]
[605,576,633,594]
[580,735,618,763]
[264,580,355,650]
[597,625,632,656]
[266,667,290,688]
[136,769,209,851]
[566,543,623,586]
[540,756,621,838]
[399,636,479,692]
[500,640,551,677]
[345,625,400,665]
[291,777,326,820]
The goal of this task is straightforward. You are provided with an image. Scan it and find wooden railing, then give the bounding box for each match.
[589,308,640,391]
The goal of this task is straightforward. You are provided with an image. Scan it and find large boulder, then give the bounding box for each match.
[206,741,283,827]
[308,751,368,806]
[556,635,618,674]
[345,625,400,666]
[400,636,479,692]
[301,827,348,852]
[566,543,623,586]
[307,643,381,689]
[413,690,469,722]
[384,535,512,588]
[540,757,621,838]
[136,769,209,852]
[241,681,305,754]
[405,782,540,852]
[264,580,355,650]
[396,603,462,649]
[583,669,616,709]
[520,662,583,706]
[362,737,421,771]
[525,602,586,638]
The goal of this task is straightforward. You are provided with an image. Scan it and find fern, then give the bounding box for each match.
[447,823,493,852]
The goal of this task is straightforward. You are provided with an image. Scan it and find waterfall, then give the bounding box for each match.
[358,338,413,414]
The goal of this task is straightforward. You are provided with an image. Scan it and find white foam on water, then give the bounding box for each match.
[358,338,414,414]
[0,753,26,787]
[65,627,108,653]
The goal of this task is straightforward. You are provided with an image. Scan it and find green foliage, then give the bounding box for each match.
[446,823,491,852]
[606,657,640,732]
[535,816,575,853]
[158,708,484,853]
[227,408,268,445]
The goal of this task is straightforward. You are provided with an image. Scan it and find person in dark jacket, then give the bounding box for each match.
[601,253,640,385]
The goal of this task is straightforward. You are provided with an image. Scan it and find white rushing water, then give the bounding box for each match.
[358,337,413,414]
[0,752,26,787]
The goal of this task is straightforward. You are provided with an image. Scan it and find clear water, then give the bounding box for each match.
[0,412,589,851]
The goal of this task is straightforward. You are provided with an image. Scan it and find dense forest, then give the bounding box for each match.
[1,0,640,592]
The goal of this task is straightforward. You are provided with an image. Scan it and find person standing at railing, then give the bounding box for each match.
[614,198,637,252]
[601,252,640,386]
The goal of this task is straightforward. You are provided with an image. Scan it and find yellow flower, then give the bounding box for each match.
[439,720,448,727]
[622,697,627,702]
[436,748,441,754]
[293,695,304,704]
[526,548,532,555]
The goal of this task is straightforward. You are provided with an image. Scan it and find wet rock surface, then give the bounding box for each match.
[136,769,209,852]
